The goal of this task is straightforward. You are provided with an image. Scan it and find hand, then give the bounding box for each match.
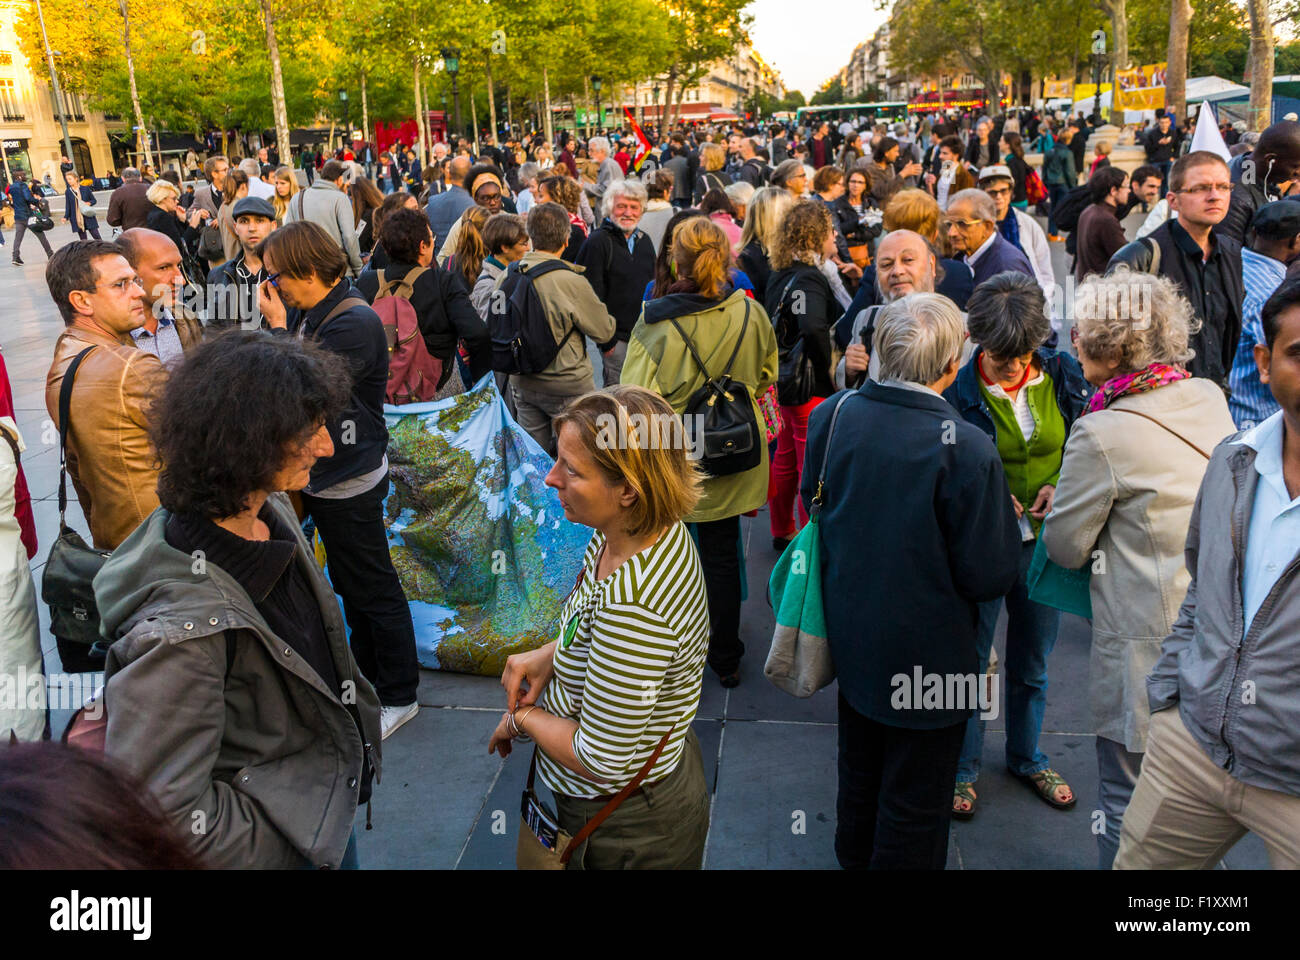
[845,342,869,377]
[488,712,514,758]
[924,172,937,188]
[258,279,288,330]
[1028,484,1056,520]
[1011,494,1025,519]
[902,162,923,179]
[838,261,863,280]
[501,640,556,711]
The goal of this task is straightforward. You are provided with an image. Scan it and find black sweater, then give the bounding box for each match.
[575,219,657,346]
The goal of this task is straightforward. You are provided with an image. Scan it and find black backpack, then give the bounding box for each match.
[1051,184,1092,235]
[668,300,761,478]
[770,273,816,407]
[488,258,578,374]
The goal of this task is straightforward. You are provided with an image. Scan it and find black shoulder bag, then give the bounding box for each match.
[41,347,114,673]
[668,300,761,477]
[773,273,816,407]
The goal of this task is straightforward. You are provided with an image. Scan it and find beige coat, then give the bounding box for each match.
[1041,377,1236,752]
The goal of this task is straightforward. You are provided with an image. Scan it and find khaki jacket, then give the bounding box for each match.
[1042,378,1236,752]
[502,251,616,396]
[622,289,778,523]
[45,325,165,550]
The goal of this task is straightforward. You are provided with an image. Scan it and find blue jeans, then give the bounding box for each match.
[956,539,1061,783]
[1046,183,1070,235]
[1153,160,1172,196]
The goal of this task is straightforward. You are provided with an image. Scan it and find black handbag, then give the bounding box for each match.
[772,275,816,407]
[40,347,113,673]
[668,300,761,478]
[28,199,55,232]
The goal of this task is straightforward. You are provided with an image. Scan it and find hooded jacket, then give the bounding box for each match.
[622,287,778,523]
[93,493,382,868]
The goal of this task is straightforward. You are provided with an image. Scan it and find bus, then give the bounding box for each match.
[796,101,909,127]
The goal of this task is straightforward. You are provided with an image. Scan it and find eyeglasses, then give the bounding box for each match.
[266,272,281,288]
[984,186,1012,197]
[1177,182,1232,196]
[97,276,144,293]
[941,217,984,230]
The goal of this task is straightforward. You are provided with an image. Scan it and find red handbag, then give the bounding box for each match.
[1025,168,1048,205]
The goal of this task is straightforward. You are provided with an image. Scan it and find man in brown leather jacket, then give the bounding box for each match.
[44,239,164,550]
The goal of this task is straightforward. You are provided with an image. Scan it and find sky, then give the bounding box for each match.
[745,0,892,97]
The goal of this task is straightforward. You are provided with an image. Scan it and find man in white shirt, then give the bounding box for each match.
[239,158,276,201]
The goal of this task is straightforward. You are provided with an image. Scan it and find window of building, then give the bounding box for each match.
[0,79,23,121]
[0,51,12,67]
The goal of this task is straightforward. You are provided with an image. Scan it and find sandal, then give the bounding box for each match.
[952,782,977,821]
[1015,768,1076,810]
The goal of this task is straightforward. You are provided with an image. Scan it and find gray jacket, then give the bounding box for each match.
[1148,422,1300,797]
[284,178,364,277]
[93,494,382,868]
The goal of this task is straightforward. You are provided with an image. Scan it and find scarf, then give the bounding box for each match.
[1085,362,1190,414]
[997,208,1022,253]
[569,211,588,237]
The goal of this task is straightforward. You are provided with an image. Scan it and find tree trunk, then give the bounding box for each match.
[470,85,479,144]
[361,72,370,148]
[1166,0,1192,125]
[662,70,677,132]
[506,83,513,136]
[1247,0,1274,132]
[542,66,553,144]
[258,0,291,172]
[118,0,153,170]
[413,58,427,166]
[486,56,498,141]
[1109,0,1129,124]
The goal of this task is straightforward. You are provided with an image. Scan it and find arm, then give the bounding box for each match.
[797,278,837,397]
[443,274,491,382]
[619,328,661,394]
[1040,421,1115,570]
[104,632,303,867]
[942,446,1021,603]
[568,276,617,343]
[1147,471,1205,712]
[106,188,123,227]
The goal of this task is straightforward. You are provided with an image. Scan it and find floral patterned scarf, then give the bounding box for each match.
[1085,362,1190,414]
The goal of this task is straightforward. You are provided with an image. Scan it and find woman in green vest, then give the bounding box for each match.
[942,271,1093,820]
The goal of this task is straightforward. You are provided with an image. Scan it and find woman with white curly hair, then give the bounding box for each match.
[1042,270,1237,869]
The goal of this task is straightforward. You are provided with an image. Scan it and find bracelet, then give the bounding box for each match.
[514,705,539,741]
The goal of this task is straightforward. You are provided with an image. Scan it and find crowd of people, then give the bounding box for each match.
[2,109,1300,874]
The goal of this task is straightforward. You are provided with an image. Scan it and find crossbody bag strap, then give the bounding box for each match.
[1109,407,1210,459]
[303,296,369,342]
[296,190,306,221]
[560,726,675,864]
[0,420,19,465]
[57,347,96,527]
[717,299,751,380]
[809,390,858,519]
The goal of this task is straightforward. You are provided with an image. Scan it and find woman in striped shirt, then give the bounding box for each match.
[490,385,713,869]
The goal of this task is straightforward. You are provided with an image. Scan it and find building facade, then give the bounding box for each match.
[0,0,120,187]
[620,42,785,123]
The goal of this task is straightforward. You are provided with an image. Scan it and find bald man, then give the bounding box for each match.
[116,227,204,366]
[426,154,476,258]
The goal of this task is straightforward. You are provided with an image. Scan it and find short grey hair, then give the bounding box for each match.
[518,161,541,185]
[238,157,261,179]
[601,177,646,219]
[875,292,966,384]
[947,188,997,223]
[724,180,754,207]
[122,167,141,182]
[966,272,1052,357]
[1074,269,1196,371]
[527,201,572,253]
[588,136,611,157]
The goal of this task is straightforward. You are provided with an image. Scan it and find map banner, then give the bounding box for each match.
[383,375,591,676]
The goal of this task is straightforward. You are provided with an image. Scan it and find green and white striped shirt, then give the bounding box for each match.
[537,521,710,799]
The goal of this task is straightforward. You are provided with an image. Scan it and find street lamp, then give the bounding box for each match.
[1090,52,1107,123]
[441,47,463,141]
[591,75,602,131]
[339,89,350,148]
[33,0,74,165]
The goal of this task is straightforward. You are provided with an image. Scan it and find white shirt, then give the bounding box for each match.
[246,177,276,201]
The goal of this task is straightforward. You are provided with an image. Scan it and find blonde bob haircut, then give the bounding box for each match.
[700,142,727,173]
[1073,269,1197,372]
[553,385,704,538]
[146,179,180,205]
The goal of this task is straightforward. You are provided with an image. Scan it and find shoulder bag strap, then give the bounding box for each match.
[57,347,96,528]
[1109,407,1210,459]
[296,189,306,221]
[809,389,858,519]
[0,420,19,465]
[305,296,369,342]
[717,298,751,380]
[560,726,675,864]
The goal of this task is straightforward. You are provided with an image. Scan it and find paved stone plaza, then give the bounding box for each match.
[2,196,1268,868]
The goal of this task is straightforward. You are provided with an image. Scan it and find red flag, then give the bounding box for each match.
[624,107,652,171]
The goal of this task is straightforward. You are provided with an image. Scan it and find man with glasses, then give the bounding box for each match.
[944,188,1035,288]
[1109,151,1244,388]
[979,164,1054,298]
[43,240,164,550]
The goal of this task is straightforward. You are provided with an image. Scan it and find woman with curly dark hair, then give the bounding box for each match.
[91,332,384,869]
[535,173,587,261]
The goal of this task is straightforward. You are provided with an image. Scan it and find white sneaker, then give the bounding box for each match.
[380,701,419,740]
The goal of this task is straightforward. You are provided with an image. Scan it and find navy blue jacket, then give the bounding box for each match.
[283,280,390,492]
[943,347,1093,446]
[961,232,1035,288]
[9,180,40,220]
[801,382,1021,728]
[64,183,98,225]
